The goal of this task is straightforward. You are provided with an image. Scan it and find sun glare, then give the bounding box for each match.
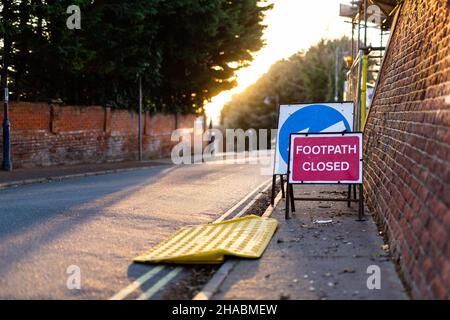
[205,0,350,125]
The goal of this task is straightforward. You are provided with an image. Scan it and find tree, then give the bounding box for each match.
[0,0,270,113]
[2,0,162,105]
[149,0,271,113]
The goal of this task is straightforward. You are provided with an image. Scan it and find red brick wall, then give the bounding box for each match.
[364,0,450,299]
[0,102,196,168]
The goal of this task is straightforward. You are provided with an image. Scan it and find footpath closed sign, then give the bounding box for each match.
[274,102,354,175]
[288,133,363,184]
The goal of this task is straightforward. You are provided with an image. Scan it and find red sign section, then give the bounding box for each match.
[289,133,362,184]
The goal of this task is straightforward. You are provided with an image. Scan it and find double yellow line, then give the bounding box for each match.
[109,178,272,300]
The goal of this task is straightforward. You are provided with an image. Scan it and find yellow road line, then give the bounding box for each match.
[109,265,165,300]
[215,178,272,222]
[262,189,283,218]
[136,267,183,300]
[233,189,265,218]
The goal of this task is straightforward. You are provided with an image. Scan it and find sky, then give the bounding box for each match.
[205,0,351,124]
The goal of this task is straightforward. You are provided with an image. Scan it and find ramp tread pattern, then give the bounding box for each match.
[134,215,278,264]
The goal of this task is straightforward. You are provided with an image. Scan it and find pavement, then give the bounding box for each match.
[210,184,408,300]
[0,158,409,300]
[0,159,173,188]
[0,157,272,299]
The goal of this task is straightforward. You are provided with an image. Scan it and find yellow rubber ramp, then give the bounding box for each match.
[134,215,278,264]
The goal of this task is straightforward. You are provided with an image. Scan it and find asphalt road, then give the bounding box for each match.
[0,159,271,299]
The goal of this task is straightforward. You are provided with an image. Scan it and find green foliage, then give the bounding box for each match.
[0,0,270,113]
[154,0,269,113]
[221,37,351,129]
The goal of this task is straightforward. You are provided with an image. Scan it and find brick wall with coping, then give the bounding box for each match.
[363,0,450,299]
[0,102,196,168]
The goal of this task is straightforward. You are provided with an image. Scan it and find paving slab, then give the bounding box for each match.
[212,184,408,300]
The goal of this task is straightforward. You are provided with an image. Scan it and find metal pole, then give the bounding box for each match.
[358,184,365,221]
[289,184,295,212]
[285,182,290,219]
[364,0,368,47]
[347,185,352,207]
[335,47,339,102]
[355,50,363,131]
[361,52,368,129]
[380,27,383,49]
[2,25,12,171]
[2,87,12,171]
[138,76,143,161]
[274,95,286,200]
[357,13,361,52]
[270,175,276,206]
[351,21,355,61]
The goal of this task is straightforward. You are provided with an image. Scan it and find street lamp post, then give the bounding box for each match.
[335,48,339,102]
[2,32,12,171]
[138,76,143,161]
[2,84,12,172]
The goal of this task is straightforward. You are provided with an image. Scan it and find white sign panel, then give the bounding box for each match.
[274,102,354,175]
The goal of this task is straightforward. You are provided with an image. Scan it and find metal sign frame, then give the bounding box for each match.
[274,101,355,175]
[285,131,365,221]
[270,101,356,206]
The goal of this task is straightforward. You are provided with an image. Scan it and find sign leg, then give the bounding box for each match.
[285,182,290,219]
[357,184,365,221]
[270,175,276,206]
[347,184,352,207]
[280,175,286,198]
[290,184,296,212]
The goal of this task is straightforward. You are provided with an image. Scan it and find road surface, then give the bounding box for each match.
[0,159,271,299]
